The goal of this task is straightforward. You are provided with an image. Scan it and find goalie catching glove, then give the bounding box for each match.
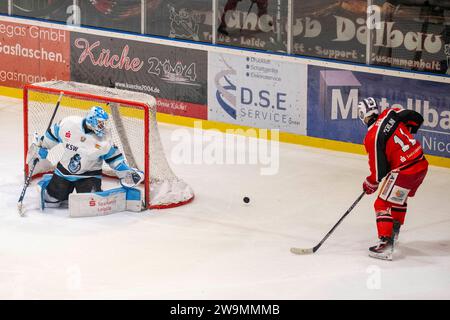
[118,168,144,188]
[26,134,48,165]
[102,144,144,188]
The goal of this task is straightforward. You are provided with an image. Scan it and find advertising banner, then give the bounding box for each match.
[70,32,208,119]
[293,1,450,74]
[0,19,70,88]
[293,1,367,64]
[369,1,450,75]
[307,65,450,158]
[216,0,288,52]
[208,52,307,134]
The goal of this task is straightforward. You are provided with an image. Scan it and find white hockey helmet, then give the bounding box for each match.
[85,106,109,137]
[358,97,379,125]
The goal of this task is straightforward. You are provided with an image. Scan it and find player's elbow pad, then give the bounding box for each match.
[398,110,424,134]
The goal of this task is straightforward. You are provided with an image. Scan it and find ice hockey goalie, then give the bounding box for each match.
[27,106,144,216]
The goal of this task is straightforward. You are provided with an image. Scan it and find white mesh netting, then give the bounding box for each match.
[25,81,194,209]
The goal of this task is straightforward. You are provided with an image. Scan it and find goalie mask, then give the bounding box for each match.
[85,106,109,137]
[358,97,379,126]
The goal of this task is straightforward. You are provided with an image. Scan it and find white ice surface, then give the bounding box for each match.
[0,95,449,300]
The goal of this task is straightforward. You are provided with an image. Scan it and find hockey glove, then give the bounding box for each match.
[120,169,144,188]
[363,178,379,195]
[26,136,49,166]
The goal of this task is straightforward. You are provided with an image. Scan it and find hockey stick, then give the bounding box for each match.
[17,91,64,216]
[290,191,365,255]
[240,0,256,33]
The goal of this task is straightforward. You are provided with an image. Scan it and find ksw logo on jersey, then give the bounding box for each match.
[65,143,78,152]
[68,153,81,173]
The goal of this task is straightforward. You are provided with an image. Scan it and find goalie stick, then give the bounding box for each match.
[18,91,64,217]
[290,191,365,255]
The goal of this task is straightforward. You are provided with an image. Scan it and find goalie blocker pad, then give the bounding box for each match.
[69,187,143,218]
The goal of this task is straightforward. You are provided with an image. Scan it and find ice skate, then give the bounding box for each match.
[40,189,62,210]
[37,175,61,210]
[369,236,394,261]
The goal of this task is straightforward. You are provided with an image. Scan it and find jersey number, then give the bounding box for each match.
[393,128,416,152]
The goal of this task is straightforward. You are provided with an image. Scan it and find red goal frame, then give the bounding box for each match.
[23,84,151,209]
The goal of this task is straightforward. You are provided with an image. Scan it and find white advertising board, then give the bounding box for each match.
[208,52,307,134]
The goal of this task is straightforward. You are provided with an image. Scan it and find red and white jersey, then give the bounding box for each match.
[364,108,425,183]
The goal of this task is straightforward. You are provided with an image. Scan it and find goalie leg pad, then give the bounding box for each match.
[38,174,63,210]
[69,187,142,218]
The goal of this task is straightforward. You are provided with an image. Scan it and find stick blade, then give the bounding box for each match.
[17,202,25,217]
[290,247,314,255]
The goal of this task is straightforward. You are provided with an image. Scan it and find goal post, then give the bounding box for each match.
[23,81,194,210]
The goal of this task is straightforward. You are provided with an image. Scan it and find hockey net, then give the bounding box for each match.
[23,81,194,209]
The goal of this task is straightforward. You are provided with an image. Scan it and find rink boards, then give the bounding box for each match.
[0,15,449,168]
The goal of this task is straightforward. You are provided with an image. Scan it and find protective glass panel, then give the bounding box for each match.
[217,0,288,53]
[0,1,8,14]
[293,0,368,64]
[11,0,75,23]
[145,0,212,43]
[79,0,142,34]
[369,1,450,75]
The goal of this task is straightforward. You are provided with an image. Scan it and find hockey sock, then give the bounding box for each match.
[376,210,394,238]
[391,203,407,225]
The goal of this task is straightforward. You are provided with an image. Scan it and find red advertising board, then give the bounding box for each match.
[0,20,70,88]
[156,98,207,119]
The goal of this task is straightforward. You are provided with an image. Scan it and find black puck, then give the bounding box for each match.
[243,197,250,204]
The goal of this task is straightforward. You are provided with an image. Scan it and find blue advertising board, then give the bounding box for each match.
[307,65,450,158]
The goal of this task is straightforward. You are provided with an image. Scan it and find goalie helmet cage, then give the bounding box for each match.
[23,81,195,210]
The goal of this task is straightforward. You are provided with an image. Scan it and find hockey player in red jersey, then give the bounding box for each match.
[358,97,428,260]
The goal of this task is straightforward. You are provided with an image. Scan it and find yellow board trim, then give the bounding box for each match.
[0,86,23,99]
[157,114,450,169]
[2,85,449,168]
